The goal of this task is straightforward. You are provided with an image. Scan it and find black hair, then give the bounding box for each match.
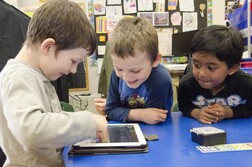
[190,25,244,68]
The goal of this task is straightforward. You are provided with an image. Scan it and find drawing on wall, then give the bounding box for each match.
[107,16,123,31]
[167,0,177,10]
[92,0,209,58]
[199,3,206,17]
[123,0,137,14]
[137,0,153,11]
[170,11,182,26]
[155,0,165,12]
[106,5,123,16]
[179,0,194,11]
[138,12,154,24]
[182,12,198,32]
[156,28,173,56]
[154,12,169,26]
[94,0,106,15]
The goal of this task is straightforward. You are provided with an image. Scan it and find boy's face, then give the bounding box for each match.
[111,50,157,89]
[192,52,237,94]
[40,46,88,81]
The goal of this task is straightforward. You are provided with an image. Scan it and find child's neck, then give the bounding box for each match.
[210,81,226,95]
[15,45,41,69]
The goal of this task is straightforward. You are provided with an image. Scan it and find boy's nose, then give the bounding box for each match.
[122,72,132,82]
[70,65,77,74]
[198,68,208,78]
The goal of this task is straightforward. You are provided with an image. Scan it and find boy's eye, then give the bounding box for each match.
[193,62,201,69]
[72,60,77,64]
[207,66,216,71]
[132,70,141,73]
[116,68,123,72]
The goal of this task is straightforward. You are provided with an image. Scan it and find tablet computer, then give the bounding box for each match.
[69,123,148,155]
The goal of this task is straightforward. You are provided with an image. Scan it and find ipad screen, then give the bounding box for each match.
[75,124,147,147]
[106,125,138,143]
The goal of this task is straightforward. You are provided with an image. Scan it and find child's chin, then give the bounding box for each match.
[50,76,60,81]
[200,84,212,90]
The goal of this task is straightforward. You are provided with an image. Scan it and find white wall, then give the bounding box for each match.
[5,0,226,95]
[212,0,226,25]
[87,58,100,94]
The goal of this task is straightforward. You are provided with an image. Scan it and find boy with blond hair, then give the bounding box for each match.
[105,17,173,124]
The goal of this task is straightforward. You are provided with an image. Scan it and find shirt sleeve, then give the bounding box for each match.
[229,72,252,118]
[105,71,131,122]
[0,67,97,149]
[178,74,197,117]
[144,67,173,112]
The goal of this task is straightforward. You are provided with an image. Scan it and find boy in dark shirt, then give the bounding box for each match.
[178,25,252,124]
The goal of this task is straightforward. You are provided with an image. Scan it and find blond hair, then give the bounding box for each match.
[109,17,158,63]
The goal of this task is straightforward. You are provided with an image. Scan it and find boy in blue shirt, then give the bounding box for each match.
[105,17,173,124]
[178,25,252,124]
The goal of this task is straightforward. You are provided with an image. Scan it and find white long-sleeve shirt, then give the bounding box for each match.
[0,59,97,167]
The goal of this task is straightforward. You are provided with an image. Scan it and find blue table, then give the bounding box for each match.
[63,112,252,167]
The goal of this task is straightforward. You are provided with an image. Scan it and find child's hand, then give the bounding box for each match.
[192,106,219,124]
[210,104,233,121]
[94,98,106,115]
[192,104,233,124]
[140,108,168,124]
[92,114,108,142]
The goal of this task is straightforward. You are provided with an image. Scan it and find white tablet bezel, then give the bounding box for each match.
[75,123,147,148]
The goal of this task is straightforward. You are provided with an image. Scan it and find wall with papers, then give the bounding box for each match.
[7,0,211,57]
[94,0,210,58]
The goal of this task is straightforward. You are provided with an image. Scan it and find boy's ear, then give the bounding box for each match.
[152,53,162,67]
[228,64,240,75]
[40,38,56,54]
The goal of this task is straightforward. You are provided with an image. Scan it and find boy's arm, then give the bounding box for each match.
[127,108,168,124]
[1,71,101,148]
[105,71,131,122]
[230,73,252,118]
[231,105,252,118]
[106,67,173,123]
[144,83,173,112]
[177,81,196,117]
[143,65,173,111]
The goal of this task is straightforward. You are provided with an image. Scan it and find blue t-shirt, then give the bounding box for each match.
[119,80,148,108]
[106,64,173,122]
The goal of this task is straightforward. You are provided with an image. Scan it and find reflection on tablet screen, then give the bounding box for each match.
[99,125,138,143]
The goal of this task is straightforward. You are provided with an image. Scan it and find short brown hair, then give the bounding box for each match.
[25,0,97,56]
[109,17,158,63]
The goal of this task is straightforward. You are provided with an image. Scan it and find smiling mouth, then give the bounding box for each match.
[198,79,211,85]
[127,80,138,84]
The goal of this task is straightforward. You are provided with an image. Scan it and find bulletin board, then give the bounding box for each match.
[92,0,211,58]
